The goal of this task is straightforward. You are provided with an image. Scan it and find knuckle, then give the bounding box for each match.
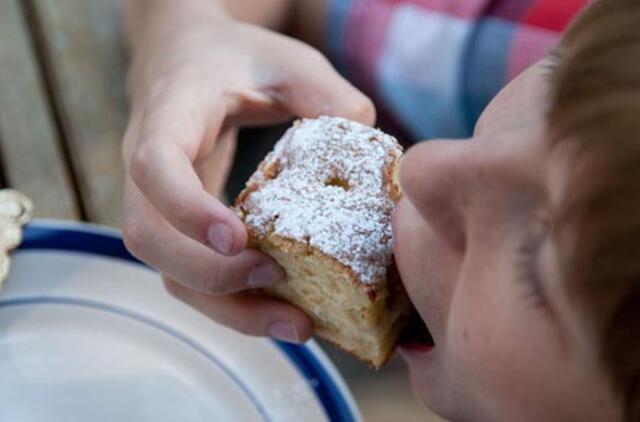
[129,144,154,187]
[200,265,240,296]
[162,277,182,298]
[215,307,258,336]
[234,319,259,336]
[121,123,139,162]
[303,46,331,68]
[179,264,223,295]
[286,38,330,68]
[348,95,376,124]
[203,274,234,296]
[145,67,188,104]
[166,195,192,231]
[215,311,246,333]
[122,218,147,257]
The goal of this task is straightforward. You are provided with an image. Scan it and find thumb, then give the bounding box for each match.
[277,47,376,126]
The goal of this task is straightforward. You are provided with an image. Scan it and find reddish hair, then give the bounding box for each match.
[549,0,640,420]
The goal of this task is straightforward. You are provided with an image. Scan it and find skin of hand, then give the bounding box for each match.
[393,59,620,421]
[121,0,374,343]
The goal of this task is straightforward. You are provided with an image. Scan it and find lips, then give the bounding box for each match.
[399,310,435,352]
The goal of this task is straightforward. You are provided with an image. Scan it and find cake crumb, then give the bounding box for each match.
[237,116,402,285]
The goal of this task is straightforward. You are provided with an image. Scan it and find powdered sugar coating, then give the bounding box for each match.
[237,116,402,285]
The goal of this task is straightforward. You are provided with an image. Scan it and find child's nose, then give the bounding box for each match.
[400,140,472,252]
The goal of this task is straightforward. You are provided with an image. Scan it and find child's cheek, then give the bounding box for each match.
[445,283,534,418]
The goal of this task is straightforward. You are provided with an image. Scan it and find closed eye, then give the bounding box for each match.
[516,223,550,310]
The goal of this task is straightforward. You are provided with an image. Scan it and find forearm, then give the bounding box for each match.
[125,0,294,100]
[126,0,292,50]
[126,0,227,55]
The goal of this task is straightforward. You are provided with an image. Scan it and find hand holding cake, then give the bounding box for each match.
[121,0,374,346]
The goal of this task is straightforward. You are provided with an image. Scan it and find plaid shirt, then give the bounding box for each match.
[328,0,589,142]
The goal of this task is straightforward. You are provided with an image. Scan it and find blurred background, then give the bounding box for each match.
[0,0,442,420]
[322,343,439,421]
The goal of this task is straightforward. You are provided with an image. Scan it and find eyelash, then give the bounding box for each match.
[516,231,548,309]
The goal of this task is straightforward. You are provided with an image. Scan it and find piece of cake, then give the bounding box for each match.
[235,116,412,368]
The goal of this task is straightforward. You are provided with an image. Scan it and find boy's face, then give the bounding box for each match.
[393,61,620,421]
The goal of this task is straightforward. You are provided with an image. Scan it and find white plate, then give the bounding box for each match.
[0,221,360,422]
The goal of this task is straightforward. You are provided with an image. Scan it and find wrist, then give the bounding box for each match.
[127,0,232,54]
[126,1,237,106]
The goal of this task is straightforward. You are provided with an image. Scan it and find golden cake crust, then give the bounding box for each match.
[235,116,411,367]
[236,116,403,286]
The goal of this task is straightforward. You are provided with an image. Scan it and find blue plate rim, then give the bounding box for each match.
[15,220,359,422]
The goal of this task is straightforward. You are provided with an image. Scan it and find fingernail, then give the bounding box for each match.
[247,263,283,288]
[208,223,233,255]
[269,321,300,343]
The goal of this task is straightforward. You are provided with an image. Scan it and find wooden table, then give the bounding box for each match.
[0,1,441,420]
[0,0,125,225]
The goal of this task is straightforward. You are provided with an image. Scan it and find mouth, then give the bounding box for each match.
[399,310,435,353]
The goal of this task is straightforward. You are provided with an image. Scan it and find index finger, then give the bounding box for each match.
[128,85,246,256]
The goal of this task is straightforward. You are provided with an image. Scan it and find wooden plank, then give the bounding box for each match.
[0,0,79,220]
[29,0,127,226]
